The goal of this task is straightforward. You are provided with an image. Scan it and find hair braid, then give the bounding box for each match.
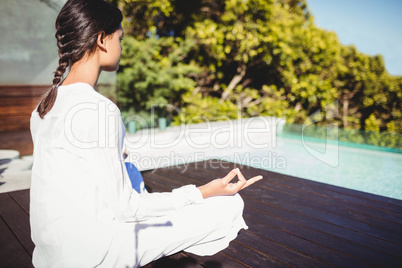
[37,33,70,119]
[36,0,122,119]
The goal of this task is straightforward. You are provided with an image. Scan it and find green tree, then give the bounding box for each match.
[118,35,201,118]
[179,0,340,124]
[112,0,402,136]
[336,46,402,133]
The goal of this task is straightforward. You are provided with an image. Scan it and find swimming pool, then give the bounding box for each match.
[220,132,402,200]
[127,118,402,200]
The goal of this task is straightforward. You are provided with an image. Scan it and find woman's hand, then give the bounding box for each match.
[197,168,262,199]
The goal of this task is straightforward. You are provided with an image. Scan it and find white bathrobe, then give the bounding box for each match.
[30,82,247,267]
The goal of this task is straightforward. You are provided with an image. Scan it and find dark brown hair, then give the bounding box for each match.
[37,0,123,119]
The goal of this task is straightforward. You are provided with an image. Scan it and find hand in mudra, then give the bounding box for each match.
[198,168,263,199]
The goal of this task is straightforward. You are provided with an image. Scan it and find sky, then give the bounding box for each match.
[306,0,402,76]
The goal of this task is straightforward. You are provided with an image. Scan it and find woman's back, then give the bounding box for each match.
[30,83,119,267]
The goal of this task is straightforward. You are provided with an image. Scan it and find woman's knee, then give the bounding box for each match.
[205,193,245,220]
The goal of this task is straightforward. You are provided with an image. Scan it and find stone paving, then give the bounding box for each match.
[0,150,33,193]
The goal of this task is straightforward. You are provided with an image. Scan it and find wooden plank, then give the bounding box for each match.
[143,171,182,191]
[263,177,402,225]
[0,97,38,107]
[243,197,402,260]
[0,116,31,132]
[221,239,289,267]
[0,106,36,115]
[0,193,34,256]
[0,124,31,133]
[235,230,333,268]
[149,166,223,188]
[254,182,402,234]
[241,184,402,244]
[143,252,205,268]
[8,189,30,215]
[243,207,401,267]
[0,85,47,97]
[0,130,33,156]
[149,164,402,243]
[143,161,402,265]
[183,251,247,268]
[243,215,354,266]
[0,115,31,122]
[0,216,33,268]
[143,245,246,268]
[150,164,402,260]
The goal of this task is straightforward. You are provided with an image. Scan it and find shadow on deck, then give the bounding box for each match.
[1,160,402,267]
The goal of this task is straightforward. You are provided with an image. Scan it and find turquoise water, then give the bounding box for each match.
[222,133,402,200]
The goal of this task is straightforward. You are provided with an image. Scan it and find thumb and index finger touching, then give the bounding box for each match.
[222,168,263,192]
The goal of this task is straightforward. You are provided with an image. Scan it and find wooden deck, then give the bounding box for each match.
[0,85,46,156]
[1,160,402,267]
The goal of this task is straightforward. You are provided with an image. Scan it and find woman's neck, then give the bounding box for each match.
[61,54,101,88]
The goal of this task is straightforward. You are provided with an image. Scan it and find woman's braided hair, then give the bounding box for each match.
[37,0,122,119]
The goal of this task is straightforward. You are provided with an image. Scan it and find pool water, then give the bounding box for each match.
[222,135,402,200]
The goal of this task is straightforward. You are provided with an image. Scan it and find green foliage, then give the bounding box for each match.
[180,0,341,125]
[336,46,402,132]
[109,0,173,38]
[118,35,202,117]
[114,0,402,138]
[172,92,239,125]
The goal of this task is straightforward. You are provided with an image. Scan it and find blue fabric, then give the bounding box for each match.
[124,162,146,193]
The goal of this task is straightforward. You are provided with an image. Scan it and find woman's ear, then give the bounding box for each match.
[97,31,107,51]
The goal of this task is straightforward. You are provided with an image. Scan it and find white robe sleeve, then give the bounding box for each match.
[73,100,203,223]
